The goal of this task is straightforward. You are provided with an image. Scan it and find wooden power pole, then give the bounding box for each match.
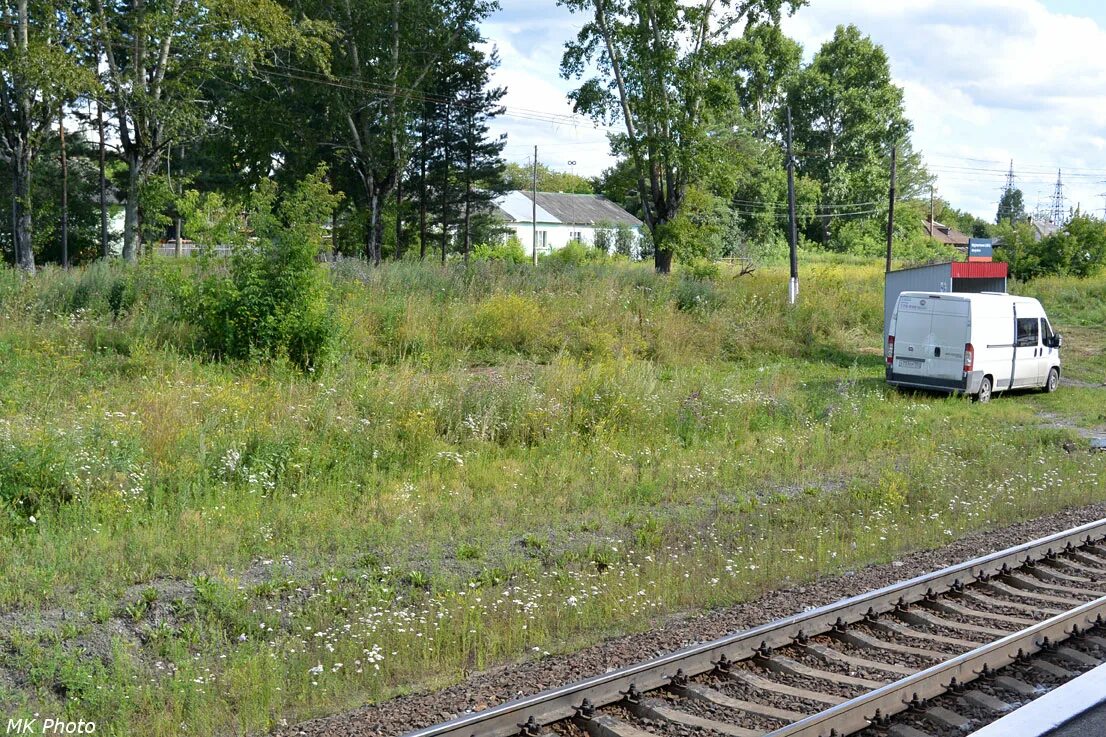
[532,145,538,265]
[59,105,68,270]
[97,99,109,258]
[886,144,897,273]
[786,107,798,305]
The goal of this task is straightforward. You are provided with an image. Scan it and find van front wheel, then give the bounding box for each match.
[1045,367,1060,393]
[975,376,993,403]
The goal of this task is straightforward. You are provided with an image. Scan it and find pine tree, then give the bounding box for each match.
[412,28,506,264]
[454,46,507,262]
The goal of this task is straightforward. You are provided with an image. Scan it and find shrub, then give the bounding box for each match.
[468,294,546,352]
[184,168,340,369]
[682,257,720,281]
[543,240,608,266]
[0,430,74,526]
[473,239,527,263]
[673,277,722,313]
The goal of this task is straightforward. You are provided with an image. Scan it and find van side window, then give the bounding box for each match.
[1016,317,1039,347]
[1040,318,1055,342]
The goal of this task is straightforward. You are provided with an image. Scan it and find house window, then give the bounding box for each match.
[570,230,583,243]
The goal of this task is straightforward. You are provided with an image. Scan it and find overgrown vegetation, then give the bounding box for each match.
[183,168,341,368]
[0,256,1103,735]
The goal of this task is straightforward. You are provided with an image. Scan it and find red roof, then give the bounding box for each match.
[951,261,1007,279]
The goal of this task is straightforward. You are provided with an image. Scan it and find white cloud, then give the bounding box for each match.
[781,0,1106,219]
[483,1,617,180]
[481,0,1106,216]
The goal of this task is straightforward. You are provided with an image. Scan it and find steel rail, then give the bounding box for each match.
[763,594,1106,737]
[402,518,1106,737]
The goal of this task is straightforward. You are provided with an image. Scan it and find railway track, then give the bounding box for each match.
[403,519,1106,737]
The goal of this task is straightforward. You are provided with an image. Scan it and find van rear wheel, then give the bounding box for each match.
[1045,367,1060,393]
[975,376,993,403]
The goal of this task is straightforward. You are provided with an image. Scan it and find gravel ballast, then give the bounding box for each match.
[270,502,1106,737]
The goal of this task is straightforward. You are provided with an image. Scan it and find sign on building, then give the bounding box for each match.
[968,238,994,262]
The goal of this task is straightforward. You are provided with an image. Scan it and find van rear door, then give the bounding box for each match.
[927,297,970,382]
[891,294,932,377]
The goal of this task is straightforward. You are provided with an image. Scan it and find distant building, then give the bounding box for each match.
[1027,216,1061,241]
[923,219,971,252]
[493,191,643,254]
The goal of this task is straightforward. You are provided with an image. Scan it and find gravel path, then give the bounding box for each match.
[269,502,1106,737]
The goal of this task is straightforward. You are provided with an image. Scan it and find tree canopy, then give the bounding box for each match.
[559,0,806,272]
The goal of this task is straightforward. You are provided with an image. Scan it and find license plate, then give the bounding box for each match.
[897,357,923,366]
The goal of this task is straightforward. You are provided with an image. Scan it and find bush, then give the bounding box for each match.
[468,294,546,352]
[543,241,608,267]
[0,429,74,526]
[682,257,720,281]
[184,169,340,369]
[673,277,722,313]
[473,239,528,263]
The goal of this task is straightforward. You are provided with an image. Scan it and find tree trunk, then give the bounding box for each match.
[363,215,373,265]
[123,153,141,262]
[9,169,16,267]
[418,156,428,260]
[395,177,404,260]
[654,245,673,274]
[98,100,109,258]
[463,134,472,264]
[373,201,386,265]
[12,143,35,273]
[463,184,471,264]
[369,190,382,266]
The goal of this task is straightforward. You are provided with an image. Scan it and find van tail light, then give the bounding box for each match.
[886,335,895,366]
[964,342,974,372]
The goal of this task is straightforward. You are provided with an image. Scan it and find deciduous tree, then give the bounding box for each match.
[785,24,927,249]
[559,0,804,273]
[1,0,93,271]
[92,0,324,261]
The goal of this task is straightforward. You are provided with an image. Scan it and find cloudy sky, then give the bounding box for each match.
[483,0,1106,221]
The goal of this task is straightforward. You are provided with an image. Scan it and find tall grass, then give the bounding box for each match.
[0,256,1103,736]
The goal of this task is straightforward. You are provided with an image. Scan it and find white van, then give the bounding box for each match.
[886,291,1062,402]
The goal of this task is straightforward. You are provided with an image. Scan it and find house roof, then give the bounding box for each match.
[1029,217,1061,241]
[923,219,971,247]
[494,191,642,227]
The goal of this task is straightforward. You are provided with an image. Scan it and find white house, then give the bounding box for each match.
[493,191,643,254]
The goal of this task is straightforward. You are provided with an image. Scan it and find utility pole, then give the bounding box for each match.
[886,144,896,273]
[785,107,798,305]
[174,146,184,257]
[97,99,108,258]
[59,104,69,270]
[929,184,935,238]
[532,145,538,265]
[440,101,452,265]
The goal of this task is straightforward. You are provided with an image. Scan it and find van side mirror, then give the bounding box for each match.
[1046,334,1062,349]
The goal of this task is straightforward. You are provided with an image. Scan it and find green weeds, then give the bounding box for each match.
[0,257,1103,735]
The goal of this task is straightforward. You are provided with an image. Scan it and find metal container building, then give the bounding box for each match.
[883,261,1009,340]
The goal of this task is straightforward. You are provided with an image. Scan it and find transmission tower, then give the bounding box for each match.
[1003,159,1016,195]
[1049,169,1066,225]
[997,160,1018,223]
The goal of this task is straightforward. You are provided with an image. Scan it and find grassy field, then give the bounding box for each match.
[0,257,1104,735]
